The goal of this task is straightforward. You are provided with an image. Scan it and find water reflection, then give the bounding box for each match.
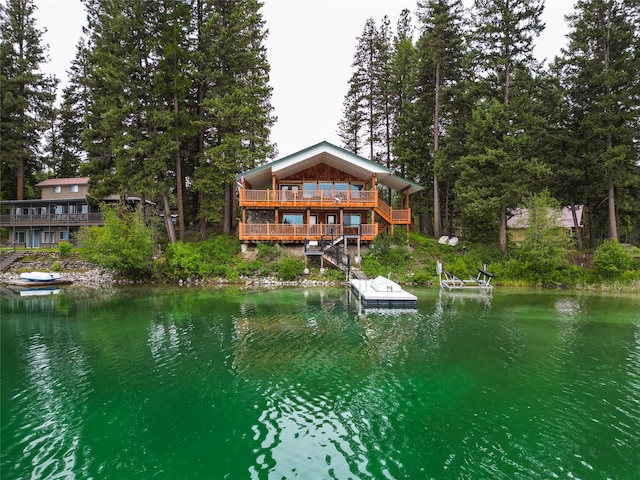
[4,331,91,479]
[2,287,639,479]
[232,289,429,478]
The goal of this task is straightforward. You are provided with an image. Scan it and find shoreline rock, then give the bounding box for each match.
[0,253,345,289]
[0,252,115,286]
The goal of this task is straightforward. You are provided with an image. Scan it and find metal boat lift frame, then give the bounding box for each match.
[437,261,494,291]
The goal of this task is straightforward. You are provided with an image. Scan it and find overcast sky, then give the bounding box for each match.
[34,0,576,158]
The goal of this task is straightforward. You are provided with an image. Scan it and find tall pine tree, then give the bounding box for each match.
[558,0,640,243]
[0,0,57,200]
[193,0,274,237]
[456,0,546,252]
[415,0,466,237]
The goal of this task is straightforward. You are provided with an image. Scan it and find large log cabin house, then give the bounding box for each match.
[238,141,423,246]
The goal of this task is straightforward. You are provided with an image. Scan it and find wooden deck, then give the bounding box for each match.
[239,189,411,226]
[238,223,377,242]
[240,189,377,208]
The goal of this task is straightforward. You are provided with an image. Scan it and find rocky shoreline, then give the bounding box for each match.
[0,252,344,288]
[0,255,116,286]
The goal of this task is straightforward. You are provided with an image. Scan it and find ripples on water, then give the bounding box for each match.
[1,287,640,479]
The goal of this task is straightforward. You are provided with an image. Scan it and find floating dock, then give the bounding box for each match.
[3,278,73,287]
[350,275,417,308]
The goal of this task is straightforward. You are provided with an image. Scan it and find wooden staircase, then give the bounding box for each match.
[0,251,25,272]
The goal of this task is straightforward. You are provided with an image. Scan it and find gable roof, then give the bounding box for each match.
[36,177,90,187]
[241,141,424,194]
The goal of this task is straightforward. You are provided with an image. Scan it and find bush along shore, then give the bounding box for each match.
[3,231,639,291]
[0,249,346,288]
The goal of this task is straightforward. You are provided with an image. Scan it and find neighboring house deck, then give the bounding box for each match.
[0,177,148,248]
[238,141,423,244]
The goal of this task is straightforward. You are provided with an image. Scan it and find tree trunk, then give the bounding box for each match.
[173,91,186,242]
[199,190,206,240]
[433,62,442,239]
[223,182,232,235]
[603,22,618,241]
[163,193,177,244]
[608,181,618,241]
[499,205,508,253]
[569,199,583,251]
[16,159,24,200]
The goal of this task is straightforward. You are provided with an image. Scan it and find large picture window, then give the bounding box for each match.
[283,214,303,225]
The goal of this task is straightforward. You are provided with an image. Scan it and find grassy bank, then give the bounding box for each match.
[7,228,637,290]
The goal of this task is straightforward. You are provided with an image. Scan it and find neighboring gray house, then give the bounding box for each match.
[0,177,149,248]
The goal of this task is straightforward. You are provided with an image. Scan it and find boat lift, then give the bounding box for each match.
[436,261,494,291]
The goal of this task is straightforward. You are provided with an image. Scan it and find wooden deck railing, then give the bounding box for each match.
[0,213,104,227]
[240,189,377,208]
[240,188,411,225]
[238,223,378,242]
[376,198,411,224]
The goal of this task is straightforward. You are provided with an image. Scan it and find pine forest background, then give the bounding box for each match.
[1,0,639,251]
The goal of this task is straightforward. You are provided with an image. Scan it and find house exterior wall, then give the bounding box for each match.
[240,167,396,243]
[3,179,103,248]
[40,183,90,201]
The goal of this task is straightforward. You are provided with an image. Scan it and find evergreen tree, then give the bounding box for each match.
[52,40,91,178]
[415,0,466,237]
[339,17,388,163]
[456,0,546,252]
[471,0,544,106]
[558,0,640,243]
[193,0,274,237]
[389,9,418,182]
[337,78,366,155]
[0,0,57,200]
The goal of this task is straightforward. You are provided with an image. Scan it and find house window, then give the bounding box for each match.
[14,231,25,243]
[59,231,69,241]
[280,185,299,201]
[43,231,54,244]
[70,185,79,193]
[326,214,336,224]
[319,182,333,198]
[283,214,303,225]
[53,186,62,193]
[303,182,316,199]
[344,214,361,226]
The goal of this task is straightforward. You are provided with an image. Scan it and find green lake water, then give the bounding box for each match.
[1,286,639,479]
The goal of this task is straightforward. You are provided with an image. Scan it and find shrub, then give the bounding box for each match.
[78,205,155,277]
[257,242,280,261]
[51,261,62,272]
[593,240,632,278]
[200,235,241,265]
[57,241,73,257]
[277,255,305,281]
[362,255,383,278]
[517,190,571,280]
[163,241,203,279]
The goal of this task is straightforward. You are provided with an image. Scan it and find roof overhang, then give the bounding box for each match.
[241,141,423,195]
